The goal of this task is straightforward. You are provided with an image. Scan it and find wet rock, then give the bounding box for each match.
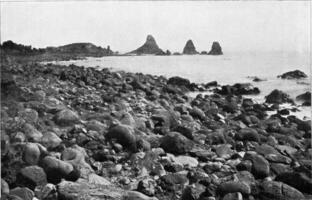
[183,40,198,55]
[275,172,312,194]
[17,166,47,190]
[208,41,223,55]
[167,76,191,88]
[218,181,251,195]
[9,187,34,200]
[106,124,137,152]
[258,181,305,200]
[265,90,294,104]
[278,70,307,79]
[296,91,311,106]
[54,109,80,126]
[160,132,193,155]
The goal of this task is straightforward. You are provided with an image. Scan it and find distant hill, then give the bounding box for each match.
[129,35,165,55]
[0,41,114,60]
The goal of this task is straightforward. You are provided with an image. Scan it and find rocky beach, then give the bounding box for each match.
[1,51,311,200]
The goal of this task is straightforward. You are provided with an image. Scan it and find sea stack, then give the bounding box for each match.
[183,40,198,55]
[208,41,223,55]
[130,35,165,55]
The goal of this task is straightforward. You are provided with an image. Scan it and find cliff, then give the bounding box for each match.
[182,40,198,55]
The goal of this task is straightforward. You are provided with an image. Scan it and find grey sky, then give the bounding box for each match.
[0,1,310,53]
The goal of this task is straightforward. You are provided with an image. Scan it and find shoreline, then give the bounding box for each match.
[1,56,312,200]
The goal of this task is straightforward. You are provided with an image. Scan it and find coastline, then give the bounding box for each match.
[1,56,311,200]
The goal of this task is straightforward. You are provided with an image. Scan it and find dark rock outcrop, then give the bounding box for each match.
[130,35,165,55]
[265,90,294,104]
[296,91,311,106]
[208,42,223,55]
[183,40,198,55]
[278,70,307,79]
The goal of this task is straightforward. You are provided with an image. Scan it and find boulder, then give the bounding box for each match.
[159,173,188,191]
[130,35,164,55]
[160,132,193,155]
[218,83,260,95]
[208,41,223,55]
[54,109,80,126]
[40,156,77,184]
[23,143,41,165]
[235,128,260,142]
[275,172,312,194]
[9,187,34,200]
[137,178,156,196]
[1,179,10,195]
[17,166,47,190]
[183,40,198,55]
[258,181,305,200]
[167,76,191,88]
[278,70,307,79]
[181,185,206,200]
[244,152,270,178]
[218,181,251,195]
[265,89,294,104]
[106,124,137,152]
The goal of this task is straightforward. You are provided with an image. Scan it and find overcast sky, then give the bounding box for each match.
[0,1,310,53]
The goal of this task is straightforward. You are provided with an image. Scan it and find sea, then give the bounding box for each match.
[46,51,311,120]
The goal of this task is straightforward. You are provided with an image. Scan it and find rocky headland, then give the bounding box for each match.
[1,54,312,200]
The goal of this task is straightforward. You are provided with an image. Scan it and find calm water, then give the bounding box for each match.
[49,52,311,119]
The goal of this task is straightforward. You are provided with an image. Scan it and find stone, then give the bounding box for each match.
[160,132,193,155]
[130,35,164,55]
[18,108,38,124]
[9,187,34,200]
[275,172,312,194]
[159,173,188,191]
[40,156,76,184]
[215,144,233,159]
[34,183,57,200]
[172,155,199,168]
[1,179,10,195]
[106,124,137,152]
[181,184,206,200]
[40,131,62,149]
[258,181,305,200]
[167,76,191,88]
[124,191,158,200]
[222,192,243,200]
[54,109,80,126]
[137,178,156,196]
[265,90,294,104]
[17,166,47,190]
[218,181,251,195]
[183,40,198,55]
[244,152,270,179]
[208,41,223,55]
[58,180,125,200]
[23,123,43,142]
[23,143,41,165]
[296,91,311,106]
[278,70,307,79]
[87,173,111,185]
[235,128,260,142]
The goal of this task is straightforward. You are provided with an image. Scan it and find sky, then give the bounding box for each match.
[0,1,310,53]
